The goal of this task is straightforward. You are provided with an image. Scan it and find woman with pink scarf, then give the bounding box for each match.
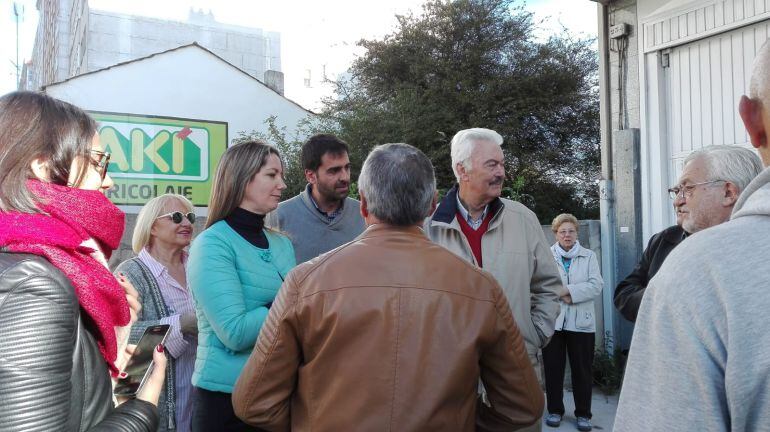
[0,91,166,431]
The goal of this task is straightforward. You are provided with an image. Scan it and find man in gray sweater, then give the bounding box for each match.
[266,134,365,263]
[614,41,770,431]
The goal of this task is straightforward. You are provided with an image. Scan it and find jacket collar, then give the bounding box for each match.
[551,243,591,258]
[661,224,686,244]
[431,184,504,224]
[732,165,770,220]
[358,223,427,240]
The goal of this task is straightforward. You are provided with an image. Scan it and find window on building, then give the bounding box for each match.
[304,69,311,87]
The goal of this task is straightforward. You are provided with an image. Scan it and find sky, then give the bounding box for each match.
[0,0,599,105]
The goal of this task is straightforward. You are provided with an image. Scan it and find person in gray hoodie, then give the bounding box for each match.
[614,40,770,431]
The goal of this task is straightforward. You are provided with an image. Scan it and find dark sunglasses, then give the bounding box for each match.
[156,211,196,224]
[90,150,111,181]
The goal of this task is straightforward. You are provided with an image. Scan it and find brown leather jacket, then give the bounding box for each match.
[232,224,544,431]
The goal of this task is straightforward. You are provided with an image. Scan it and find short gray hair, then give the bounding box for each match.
[684,145,763,192]
[132,194,194,253]
[450,128,503,181]
[358,143,436,226]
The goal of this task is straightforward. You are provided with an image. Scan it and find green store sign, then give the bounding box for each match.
[90,112,228,207]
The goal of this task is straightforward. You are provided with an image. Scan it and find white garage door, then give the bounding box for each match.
[664,20,769,181]
[641,0,770,233]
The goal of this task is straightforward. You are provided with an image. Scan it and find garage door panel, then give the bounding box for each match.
[709,39,724,147]
[699,42,713,147]
[662,19,768,190]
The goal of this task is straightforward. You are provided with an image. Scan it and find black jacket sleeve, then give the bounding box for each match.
[91,399,159,432]
[0,255,158,432]
[613,234,656,322]
[0,261,77,430]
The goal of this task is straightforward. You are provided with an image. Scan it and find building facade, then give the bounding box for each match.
[24,0,281,92]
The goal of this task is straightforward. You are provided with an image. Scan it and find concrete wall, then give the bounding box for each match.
[608,0,642,131]
[26,0,86,90]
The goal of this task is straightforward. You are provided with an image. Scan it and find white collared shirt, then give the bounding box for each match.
[456,194,488,230]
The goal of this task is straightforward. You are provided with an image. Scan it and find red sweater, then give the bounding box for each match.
[456,211,493,267]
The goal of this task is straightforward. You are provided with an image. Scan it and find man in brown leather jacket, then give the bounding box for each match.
[232,143,544,431]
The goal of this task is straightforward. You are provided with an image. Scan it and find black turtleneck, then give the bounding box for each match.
[225,207,269,249]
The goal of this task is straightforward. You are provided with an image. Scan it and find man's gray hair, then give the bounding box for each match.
[450,128,503,181]
[684,145,763,192]
[358,143,436,226]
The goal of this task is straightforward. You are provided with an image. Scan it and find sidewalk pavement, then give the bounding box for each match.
[540,388,619,431]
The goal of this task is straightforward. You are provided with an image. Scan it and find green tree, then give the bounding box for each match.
[322,0,600,221]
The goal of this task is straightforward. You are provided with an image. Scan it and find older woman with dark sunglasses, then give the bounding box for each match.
[115,194,198,432]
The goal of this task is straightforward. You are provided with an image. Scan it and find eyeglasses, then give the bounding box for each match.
[156,211,196,224]
[668,180,725,199]
[90,150,111,181]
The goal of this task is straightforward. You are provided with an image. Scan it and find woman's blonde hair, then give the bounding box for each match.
[132,194,194,253]
[551,213,579,233]
[206,140,281,229]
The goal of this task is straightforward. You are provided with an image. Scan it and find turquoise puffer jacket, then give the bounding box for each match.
[188,221,295,392]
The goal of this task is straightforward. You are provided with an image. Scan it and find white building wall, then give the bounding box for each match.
[639,0,770,233]
[44,46,309,147]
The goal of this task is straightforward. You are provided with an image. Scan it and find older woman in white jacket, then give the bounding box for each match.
[542,214,603,432]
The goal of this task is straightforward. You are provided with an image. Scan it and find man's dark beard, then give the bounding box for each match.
[317,181,349,203]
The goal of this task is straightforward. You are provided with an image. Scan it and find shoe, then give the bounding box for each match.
[545,413,562,427]
[576,416,592,431]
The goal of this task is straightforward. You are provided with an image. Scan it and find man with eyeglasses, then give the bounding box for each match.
[614,41,770,431]
[613,145,762,322]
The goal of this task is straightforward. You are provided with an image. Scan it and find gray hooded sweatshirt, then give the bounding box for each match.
[614,166,770,432]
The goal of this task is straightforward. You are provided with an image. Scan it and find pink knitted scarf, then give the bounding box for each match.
[0,180,128,373]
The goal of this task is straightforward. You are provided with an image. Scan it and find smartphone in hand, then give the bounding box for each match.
[113,324,171,397]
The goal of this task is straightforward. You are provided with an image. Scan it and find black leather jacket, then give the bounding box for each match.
[0,252,159,431]
[613,225,686,322]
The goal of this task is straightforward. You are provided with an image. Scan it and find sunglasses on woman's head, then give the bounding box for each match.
[156,211,196,224]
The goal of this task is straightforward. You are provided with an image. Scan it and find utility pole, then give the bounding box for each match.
[12,1,24,89]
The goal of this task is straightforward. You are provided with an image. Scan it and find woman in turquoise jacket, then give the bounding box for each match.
[187,140,295,431]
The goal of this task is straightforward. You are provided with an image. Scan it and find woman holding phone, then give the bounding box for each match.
[116,194,198,432]
[0,91,166,431]
[188,140,296,431]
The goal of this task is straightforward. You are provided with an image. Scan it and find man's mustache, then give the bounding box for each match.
[490,177,504,186]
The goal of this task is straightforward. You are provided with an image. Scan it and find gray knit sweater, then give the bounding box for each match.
[114,257,177,431]
[266,184,366,264]
[614,166,770,431]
